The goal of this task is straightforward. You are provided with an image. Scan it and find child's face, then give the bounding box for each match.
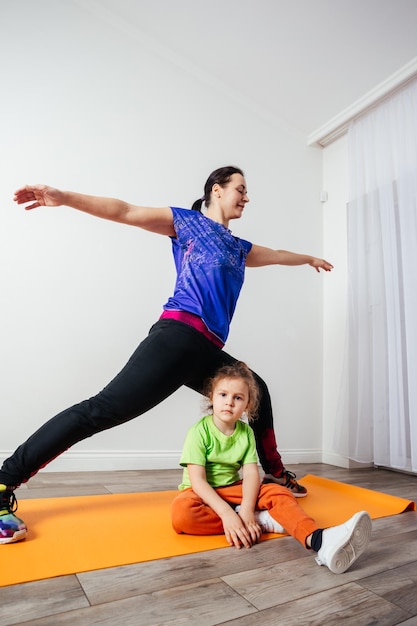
[211,377,249,431]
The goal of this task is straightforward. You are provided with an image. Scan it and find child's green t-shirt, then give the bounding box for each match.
[178,414,258,490]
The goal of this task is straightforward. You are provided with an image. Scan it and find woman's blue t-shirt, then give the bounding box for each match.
[162,207,252,344]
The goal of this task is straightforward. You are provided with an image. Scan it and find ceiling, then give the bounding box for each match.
[80,0,417,140]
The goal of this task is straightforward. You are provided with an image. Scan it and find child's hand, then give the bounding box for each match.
[236,508,262,545]
[221,509,257,549]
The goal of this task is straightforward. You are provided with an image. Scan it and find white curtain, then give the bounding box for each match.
[338,78,417,472]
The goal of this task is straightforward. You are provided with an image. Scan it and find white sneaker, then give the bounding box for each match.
[315,511,372,574]
[235,506,285,534]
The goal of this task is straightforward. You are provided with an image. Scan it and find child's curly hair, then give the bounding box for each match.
[202,361,260,421]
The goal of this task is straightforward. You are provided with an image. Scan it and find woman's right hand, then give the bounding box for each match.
[13,185,176,236]
[14,185,63,210]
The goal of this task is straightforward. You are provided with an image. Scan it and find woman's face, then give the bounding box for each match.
[215,173,249,221]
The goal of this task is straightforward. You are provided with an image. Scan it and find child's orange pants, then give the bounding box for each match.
[171,481,319,547]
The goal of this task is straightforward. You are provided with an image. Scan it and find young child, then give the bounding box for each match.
[171,362,372,574]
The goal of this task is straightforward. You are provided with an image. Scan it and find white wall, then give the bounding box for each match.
[1,1,325,471]
[322,136,349,467]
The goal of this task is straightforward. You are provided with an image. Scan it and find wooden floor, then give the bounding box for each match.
[1,463,417,626]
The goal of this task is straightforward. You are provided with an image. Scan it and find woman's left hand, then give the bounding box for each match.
[309,257,334,272]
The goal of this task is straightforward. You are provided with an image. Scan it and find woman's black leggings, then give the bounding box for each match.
[0,319,284,488]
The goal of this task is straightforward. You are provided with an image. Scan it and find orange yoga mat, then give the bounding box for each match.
[0,474,414,587]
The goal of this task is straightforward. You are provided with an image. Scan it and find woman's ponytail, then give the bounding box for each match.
[191,197,204,212]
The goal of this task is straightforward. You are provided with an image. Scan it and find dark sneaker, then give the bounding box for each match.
[262,470,308,497]
[0,485,27,544]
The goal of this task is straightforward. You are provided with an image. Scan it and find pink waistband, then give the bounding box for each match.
[159,310,224,348]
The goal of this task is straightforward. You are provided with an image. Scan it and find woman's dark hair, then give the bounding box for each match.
[191,166,244,212]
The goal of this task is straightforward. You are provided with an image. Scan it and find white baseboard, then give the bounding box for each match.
[1,448,324,473]
[279,449,323,465]
[0,450,183,473]
[321,451,351,468]
[321,451,374,469]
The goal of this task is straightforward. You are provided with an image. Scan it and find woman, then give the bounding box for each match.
[0,166,333,544]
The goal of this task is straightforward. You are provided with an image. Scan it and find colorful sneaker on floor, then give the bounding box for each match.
[315,510,372,574]
[0,485,27,544]
[262,470,308,497]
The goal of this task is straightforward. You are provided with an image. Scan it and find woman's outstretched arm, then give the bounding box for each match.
[246,244,333,272]
[14,184,176,237]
